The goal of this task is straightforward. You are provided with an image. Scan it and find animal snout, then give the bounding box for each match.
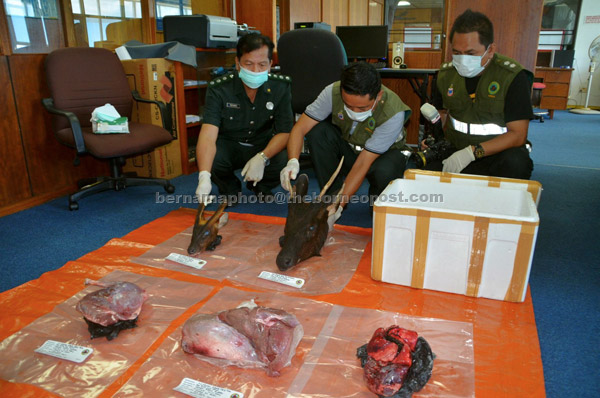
[276,253,296,271]
[187,245,198,255]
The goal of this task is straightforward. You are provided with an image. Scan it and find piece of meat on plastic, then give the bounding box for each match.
[181,305,304,377]
[357,325,435,398]
[76,280,148,326]
[218,306,304,376]
[181,314,261,366]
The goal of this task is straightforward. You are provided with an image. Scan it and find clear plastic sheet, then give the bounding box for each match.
[114,286,474,397]
[0,270,214,398]
[130,217,370,295]
[0,209,546,397]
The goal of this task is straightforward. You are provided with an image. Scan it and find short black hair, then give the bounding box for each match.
[450,9,494,48]
[340,62,381,99]
[236,33,274,60]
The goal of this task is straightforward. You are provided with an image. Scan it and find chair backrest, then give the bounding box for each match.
[45,47,133,131]
[277,29,347,114]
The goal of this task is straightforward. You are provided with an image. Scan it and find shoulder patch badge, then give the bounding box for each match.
[447,84,454,97]
[337,111,344,120]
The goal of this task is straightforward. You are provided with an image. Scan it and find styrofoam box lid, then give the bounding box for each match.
[374,179,539,222]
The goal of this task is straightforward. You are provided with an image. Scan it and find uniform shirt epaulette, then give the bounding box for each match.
[209,73,235,87]
[268,73,292,83]
[439,62,454,71]
[496,58,519,72]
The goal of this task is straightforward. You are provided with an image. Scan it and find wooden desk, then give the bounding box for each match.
[534,67,573,119]
[379,68,438,103]
[379,68,439,145]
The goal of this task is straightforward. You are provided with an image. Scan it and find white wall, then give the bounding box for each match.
[569,0,600,107]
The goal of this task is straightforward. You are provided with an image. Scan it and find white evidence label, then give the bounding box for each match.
[34,340,94,363]
[258,271,305,288]
[166,253,207,269]
[173,377,244,398]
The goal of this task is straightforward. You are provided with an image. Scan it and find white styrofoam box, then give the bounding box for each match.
[403,169,543,207]
[372,179,539,302]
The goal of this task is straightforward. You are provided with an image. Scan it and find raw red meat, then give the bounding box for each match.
[357,325,434,397]
[182,304,304,377]
[75,279,148,340]
[218,306,303,376]
[181,314,260,366]
[76,279,148,327]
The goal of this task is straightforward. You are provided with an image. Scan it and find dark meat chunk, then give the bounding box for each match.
[357,326,435,397]
[84,317,138,340]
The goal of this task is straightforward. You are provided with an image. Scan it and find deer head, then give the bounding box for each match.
[187,201,229,255]
[276,158,344,271]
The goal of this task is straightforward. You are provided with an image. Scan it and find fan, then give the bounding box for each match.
[570,35,600,115]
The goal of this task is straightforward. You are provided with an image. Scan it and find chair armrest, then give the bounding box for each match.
[41,98,87,155]
[131,90,173,134]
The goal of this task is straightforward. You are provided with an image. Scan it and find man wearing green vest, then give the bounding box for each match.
[281,62,412,224]
[428,9,534,179]
[195,34,294,206]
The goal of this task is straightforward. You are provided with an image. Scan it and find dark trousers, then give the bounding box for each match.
[211,137,288,196]
[305,121,408,198]
[425,146,534,179]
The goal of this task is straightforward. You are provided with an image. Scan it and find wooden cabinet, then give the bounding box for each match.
[175,49,236,175]
[534,67,573,119]
[0,56,31,208]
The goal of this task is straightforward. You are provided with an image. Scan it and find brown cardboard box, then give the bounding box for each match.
[120,58,182,179]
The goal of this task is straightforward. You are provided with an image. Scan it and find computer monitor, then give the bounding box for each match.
[335,25,389,60]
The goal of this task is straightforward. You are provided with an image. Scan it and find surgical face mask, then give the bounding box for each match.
[344,97,378,122]
[452,47,490,78]
[238,66,269,89]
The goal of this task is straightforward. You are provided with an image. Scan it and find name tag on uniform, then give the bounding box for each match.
[226,102,240,109]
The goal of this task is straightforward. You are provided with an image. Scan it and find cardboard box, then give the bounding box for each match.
[372,179,539,302]
[120,58,182,179]
[404,169,543,207]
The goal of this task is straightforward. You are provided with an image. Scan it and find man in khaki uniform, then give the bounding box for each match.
[280,62,412,224]
[429,9,534,179]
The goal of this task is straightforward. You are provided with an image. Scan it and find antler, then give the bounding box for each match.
[205,201,228,227]
[318,157,344,199]
[194,203,206,227]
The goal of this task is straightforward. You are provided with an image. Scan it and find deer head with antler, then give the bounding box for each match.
[276,158,345,271]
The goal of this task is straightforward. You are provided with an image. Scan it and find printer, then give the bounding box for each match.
[163,15,238,49]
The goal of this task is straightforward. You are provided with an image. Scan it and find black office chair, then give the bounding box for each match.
[277,29,347,168]
[277,28,347,115]
[42,47,175,210]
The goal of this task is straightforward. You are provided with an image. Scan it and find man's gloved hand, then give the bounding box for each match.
[327,205,343,232]
[442,146,475,173]
[241,153,266,186]
[195,170,213,205]
[280,158,300,192]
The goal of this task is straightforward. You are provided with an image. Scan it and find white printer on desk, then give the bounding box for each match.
[163,15,238,49]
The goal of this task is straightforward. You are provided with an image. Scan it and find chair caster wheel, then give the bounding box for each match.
[165,184,175,194]
[69,201,79,211]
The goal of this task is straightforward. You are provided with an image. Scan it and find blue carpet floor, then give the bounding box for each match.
[1,110,599,397]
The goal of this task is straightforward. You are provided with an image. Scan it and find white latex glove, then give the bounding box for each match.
[327,206,343,232]
[195,170,213,205]
[442,146,475,173]
[241,153,266,186]
[280,158,300,192]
